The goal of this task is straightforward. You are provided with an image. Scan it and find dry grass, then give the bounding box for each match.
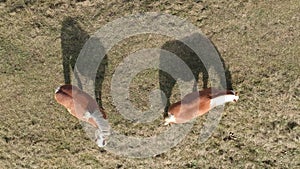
[0,0,299,168]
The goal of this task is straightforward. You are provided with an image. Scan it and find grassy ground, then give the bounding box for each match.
[0,0,299,168]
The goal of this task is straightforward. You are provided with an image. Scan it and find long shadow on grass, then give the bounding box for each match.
[159,33,232,117]
[61,17,89,87]
[61,17,107,107]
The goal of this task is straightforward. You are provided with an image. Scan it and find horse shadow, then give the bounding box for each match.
[61,17,107,108]
[159,33,233,117]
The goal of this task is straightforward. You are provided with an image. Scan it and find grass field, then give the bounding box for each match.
[0,0,299,168]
